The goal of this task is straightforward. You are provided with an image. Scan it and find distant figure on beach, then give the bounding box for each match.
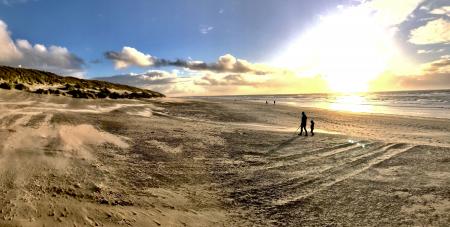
[310,120,315,136]
[274,100,276,105]
[266,100,268,104]
[299,112,308,136]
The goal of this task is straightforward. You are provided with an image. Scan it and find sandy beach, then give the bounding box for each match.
[0,90,449,226]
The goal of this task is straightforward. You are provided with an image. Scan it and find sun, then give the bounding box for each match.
[273,6,396,93]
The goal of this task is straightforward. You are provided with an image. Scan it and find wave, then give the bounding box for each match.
[204,90,450,119]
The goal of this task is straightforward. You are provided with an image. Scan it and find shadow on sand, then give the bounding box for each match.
[268,135,302,153]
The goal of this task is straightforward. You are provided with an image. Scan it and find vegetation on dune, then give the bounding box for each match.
[0,65,165,99]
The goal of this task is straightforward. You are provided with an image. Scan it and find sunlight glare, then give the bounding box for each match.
[329,94,373,113]
[274,6,397,93]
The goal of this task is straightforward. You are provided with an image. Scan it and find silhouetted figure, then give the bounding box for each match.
[274,100,276,105]
[310,120,315,136]
[266,100,268,104]
[299,112,308,136]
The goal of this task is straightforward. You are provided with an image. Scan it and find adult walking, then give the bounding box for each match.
[298,112,308,136]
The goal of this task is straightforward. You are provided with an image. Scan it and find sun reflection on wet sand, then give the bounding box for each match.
[328,94,373,113]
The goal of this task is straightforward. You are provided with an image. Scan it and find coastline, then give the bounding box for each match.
[188,97,450,148]
[187,89,450,120]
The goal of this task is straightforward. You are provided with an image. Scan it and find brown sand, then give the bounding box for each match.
[0,90,449,226]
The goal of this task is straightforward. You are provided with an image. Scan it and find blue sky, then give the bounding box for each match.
[0,0,348,76]
[0,0,449,95]
[0,0,352,77]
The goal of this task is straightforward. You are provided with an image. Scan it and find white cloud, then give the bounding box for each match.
[365,0,425,26]
[0,20,84,76]
[213,54,275,74]
[409,18,450,44]
[419,5,430,11]
[0,21,22,62]
[199,25,214,34]
[2,0,34,5]
[430,5,450,17]
[417,48,445,54]
[104,46,156,69]
[419,16,438,22]
[16,39,32,49]
[417,49,429,54]
[99,51,331,96]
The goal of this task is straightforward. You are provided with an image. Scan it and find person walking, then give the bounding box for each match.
[299,112,308,136]
[310,119,315,136]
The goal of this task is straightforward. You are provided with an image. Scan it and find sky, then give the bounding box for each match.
[0,0,449,96]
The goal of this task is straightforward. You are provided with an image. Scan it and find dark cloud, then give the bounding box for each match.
[426,57,450,72]
[104,50,155,65]
[93,70,196,95]
[401,55,450,89]
[16,41,85,75]
[158,54,270,74]
[90,59,102,64]
[372,56,450,90]
[194,73,260,86]
[94,70,178,86]
[105,47,273,74]
[397,73,450,89]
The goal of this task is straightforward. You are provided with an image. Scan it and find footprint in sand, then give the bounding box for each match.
[146,140,183,154]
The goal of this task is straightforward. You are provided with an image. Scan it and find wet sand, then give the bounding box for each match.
[0,90,449,226]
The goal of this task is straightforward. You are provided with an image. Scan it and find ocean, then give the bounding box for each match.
[194,89,450,119]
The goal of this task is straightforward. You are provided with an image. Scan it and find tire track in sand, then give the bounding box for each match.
[234,142,392,192]
[272,143,415,207]
[261,142,378,172]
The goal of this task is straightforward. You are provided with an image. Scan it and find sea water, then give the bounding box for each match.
[194,89,450,119]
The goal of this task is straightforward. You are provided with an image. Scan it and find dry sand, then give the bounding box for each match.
[0,90,449,226]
